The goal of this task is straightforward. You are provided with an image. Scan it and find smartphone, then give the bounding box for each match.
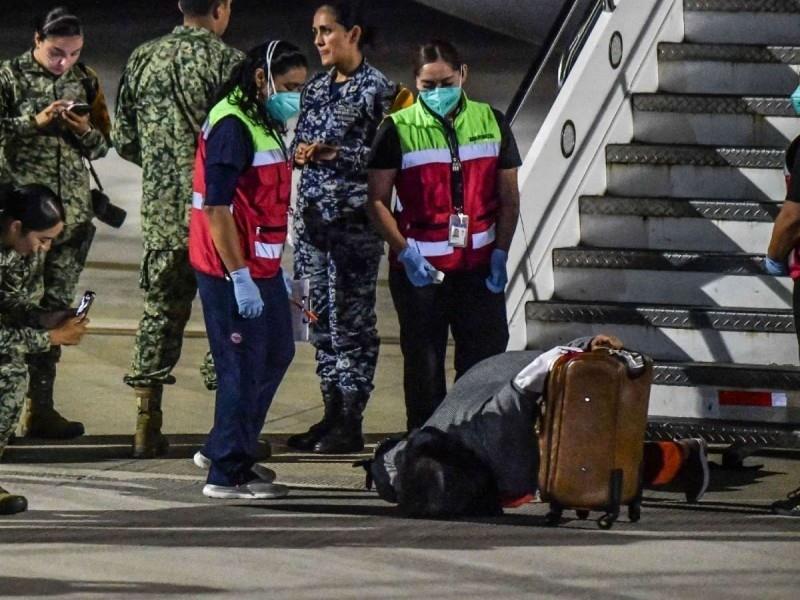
[75,290,96,320]
[68,102,92,116]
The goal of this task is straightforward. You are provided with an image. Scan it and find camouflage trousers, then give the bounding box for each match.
[293,210,382,396]
[26,221,96,388]
[32,221,96,312]
[0,358,27,456]
[124,249,197,388]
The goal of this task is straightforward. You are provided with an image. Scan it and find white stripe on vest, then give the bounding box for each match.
[192,192,204,210]
[253,149,286,167]
[254,242,284,259]
[472,224,496,249]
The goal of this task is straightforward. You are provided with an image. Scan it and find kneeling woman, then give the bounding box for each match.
[189,41,307,500]
[0,184,88,514]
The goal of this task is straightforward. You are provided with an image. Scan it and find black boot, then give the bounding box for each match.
[23,349,85,440]
[287,386,341,451]
[313,390,367,454]
[0,485,27,515]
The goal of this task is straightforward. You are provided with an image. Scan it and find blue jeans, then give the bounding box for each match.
[196,270,295,487]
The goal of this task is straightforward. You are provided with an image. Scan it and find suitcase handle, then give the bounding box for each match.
[605,348,649,378]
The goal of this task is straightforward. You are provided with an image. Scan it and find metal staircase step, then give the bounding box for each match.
[658,43,800,95]
[579,196,778,253]
[606,143,784,168]
[607,144,785,199]
[632,94,797,146]
[552,247,790,308]
[525,300,795,364]
[648,361,800,428]
[684,0,800,45]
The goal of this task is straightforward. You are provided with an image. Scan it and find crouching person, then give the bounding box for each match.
[0,184,88,514]
[364,335,709,518]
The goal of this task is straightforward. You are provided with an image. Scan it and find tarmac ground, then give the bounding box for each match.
[0,2,798,598]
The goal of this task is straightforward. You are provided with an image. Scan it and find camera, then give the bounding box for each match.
[91,188,127,228]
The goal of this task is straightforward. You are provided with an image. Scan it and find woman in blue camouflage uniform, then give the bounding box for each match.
[0,184,88,515]
[288,0,395,454]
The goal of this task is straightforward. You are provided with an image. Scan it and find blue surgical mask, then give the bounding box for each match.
[420,86,463,118]
[266,92,301,123]
[792,84,800,116]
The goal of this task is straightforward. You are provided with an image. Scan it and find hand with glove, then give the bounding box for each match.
[763,256,789,277]
[230,267,264,318]
[398,245,440,287]
[485,249,509,293]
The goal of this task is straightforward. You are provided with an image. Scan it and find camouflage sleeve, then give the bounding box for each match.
[0,322,50,355]
[0,65,38,141]
[336,80,395,175]
[111,59,142,166]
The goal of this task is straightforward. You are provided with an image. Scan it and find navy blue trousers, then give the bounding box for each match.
[196,270,295,487]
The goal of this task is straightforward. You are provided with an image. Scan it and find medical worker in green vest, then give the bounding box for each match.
[367,40,522,430]
[187,41,306,500]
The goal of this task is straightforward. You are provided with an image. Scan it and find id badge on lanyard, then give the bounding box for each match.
[449,213,469,248]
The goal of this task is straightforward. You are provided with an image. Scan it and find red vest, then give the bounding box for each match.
[189,97,291,279]
[390,97,502,272]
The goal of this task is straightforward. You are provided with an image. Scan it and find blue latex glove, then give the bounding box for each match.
[230,267,264,318]
[763,256,789,277]
[282,272,294,297]
[485,249,509,293]
[398,245,438,287]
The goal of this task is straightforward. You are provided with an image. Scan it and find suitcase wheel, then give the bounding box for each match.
[575,510,590,520]
[598,513,618,530]
[628,502,641,523]
[545,504,563,526]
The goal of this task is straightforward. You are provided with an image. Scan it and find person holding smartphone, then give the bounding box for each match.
[0,6,110,440]
[0,184,89,515]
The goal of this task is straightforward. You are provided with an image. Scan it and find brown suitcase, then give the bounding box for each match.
[538,348,653,529]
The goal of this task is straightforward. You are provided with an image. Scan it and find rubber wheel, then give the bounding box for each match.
[598,515,615,530]
[576,510,590,520]
[545,511,562,526]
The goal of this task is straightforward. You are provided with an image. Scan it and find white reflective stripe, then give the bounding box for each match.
[401,148,451,170]
[202,120,212,140]
[395,195,403,213]
[254,242,284,259]
[459,142,500,162]
[472,224,496,249]
[192,192,204,210]
[252,149,286,167]
[407,238,454,258]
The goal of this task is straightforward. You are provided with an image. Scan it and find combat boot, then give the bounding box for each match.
[133,386,169,459]
[0,485,27,515]
[22,352,84,440]
[312,390,366,454]
[287,385,342,451]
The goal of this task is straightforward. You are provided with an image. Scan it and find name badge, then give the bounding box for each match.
[448,213,469,248]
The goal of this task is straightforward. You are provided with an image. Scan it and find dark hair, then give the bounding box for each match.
[34,6,82,39]
[413,40,463,76]
[318,0,374,48]
[179,0,226,17]
[213,41,307,134]
[0,184,65,234]
[395,428,502,519]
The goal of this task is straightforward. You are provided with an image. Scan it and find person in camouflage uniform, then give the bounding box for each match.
[0,184,88,515]
[112,0,242,458]
[0,8,110,440]
[287,2,395,454]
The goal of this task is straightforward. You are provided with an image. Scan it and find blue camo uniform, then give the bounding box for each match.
[291,60,394,431]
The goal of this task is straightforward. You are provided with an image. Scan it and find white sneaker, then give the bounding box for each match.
[203,481,290,500]
[193,451,276,483]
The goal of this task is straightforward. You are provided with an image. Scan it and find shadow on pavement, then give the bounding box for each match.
[0,577,220,597]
